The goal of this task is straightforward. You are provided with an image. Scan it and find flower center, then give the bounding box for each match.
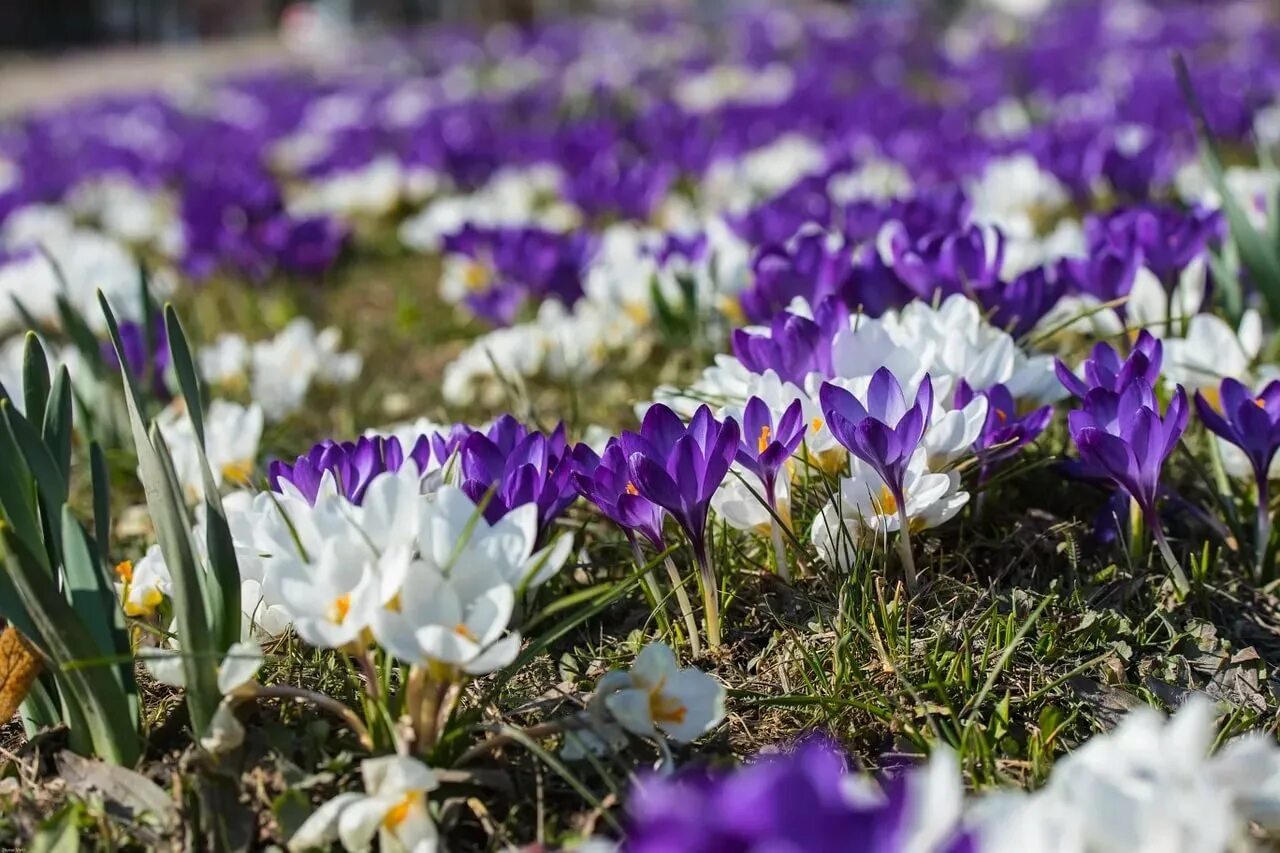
[125,586,165,618]
[757,425,772,454]
[648,683,687,725]
[384,593,402,613]
[462,260,491,292]
[454,623,478,642]
[876,485,899,516]
[329,593,352,625]
[1257,396,1268,409]
[221,459,254,485]
[114,560,134,584]
[383,793,416,830]
[996,409,1008,423]
[625,482,639,496]
[1200,386,1223,413]
[811,417,823,433]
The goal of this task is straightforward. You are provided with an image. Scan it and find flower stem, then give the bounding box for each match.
[770,520,792,583]
[629,537,674,641]
[1256,481,1272,584]
[1148,512,1191,597]
[895,505,919,594]
[694,543,722,650]
[663,555,702,658]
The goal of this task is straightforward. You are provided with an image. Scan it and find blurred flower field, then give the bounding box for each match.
[6,0,1280,850]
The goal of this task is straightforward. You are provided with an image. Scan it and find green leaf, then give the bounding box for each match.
[60,506,136,721]
[164,305,206,444]
[22,332,51,431]
[2,401,69,565]
[42,367,74,486]
[166,304,241,649]
[19,675,60,738]
[0,525,139,765]
[0,403,49,576]
[102,288,220,736]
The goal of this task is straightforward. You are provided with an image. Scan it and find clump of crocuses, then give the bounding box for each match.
[1063,345,1191,593]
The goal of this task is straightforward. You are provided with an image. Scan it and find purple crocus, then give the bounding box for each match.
[571,439,668,551]
[623,404,740,648]
[730,299,846,387]
[1085,203,1224,286]
[735,397,806,515]
[457,416,577,540]
[269,434,432,505]
[1067,379,1190,593]
[1055,331,1163,399]
[627,737,975,853]
[1195,378,1280,577]
[954,380,1054,478]
[819,368,933,591]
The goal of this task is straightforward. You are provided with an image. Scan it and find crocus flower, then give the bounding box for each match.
[819,368,933,591]
[626,737,973,853]
[734,396,806,511]
[269,435,432,505]
[1195,378,1280,577]
[571,439,668,551]
[288,755,440,853]
[1085,203,1224,286]
[1068,379,1190,592]
[954,380,1053,477]
[1055,331,1163,399]
[457,416,577,539]
[623,404,740,648]
[597,642,725,745]
[730,297,846,386]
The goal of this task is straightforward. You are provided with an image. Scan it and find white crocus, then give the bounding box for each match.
[155,399,263,503]
[922,395,988,469]
[712,469,792,534]
[115,544,172,619]
[264,539,405,651]
[598,642,726,744]
[1125,260,1207,337]
[249,319,363,422]
[373,563,520,676]
[422,486,572,593]
[810,450,969,571]
[980,698,1280,853]
[1162,310,1263,399]
[199,333,251,387]
[143,640,264,754]
[289,755,440,853]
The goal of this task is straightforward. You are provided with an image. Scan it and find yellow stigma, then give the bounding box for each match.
[811,417,823,433]
[719,295,746,326]
[114,560,134,584]
[383,793,416,830]
[626,481,639,496]
[384,593,402,614]
[221,459,254,485]
[996,409,1008,423]
[454,623,479,642]
[1257,396,1268,409]
[876,485,899,516]
[462,260,490,292]
[757,425,772,454]
[329,593,352,625]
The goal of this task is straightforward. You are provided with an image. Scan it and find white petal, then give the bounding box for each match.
[217,641,264,695]
[287,793,362,852]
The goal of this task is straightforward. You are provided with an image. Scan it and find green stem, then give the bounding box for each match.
[896,506,919,594]
[770,520,792,583]
[1148,512,1191,597]
[629,538,673,641]
[1256,481,1272,584]
[694,543,721,650]
[663,555,702,658]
